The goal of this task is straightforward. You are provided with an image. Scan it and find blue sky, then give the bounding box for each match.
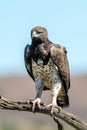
[0,0,87,76]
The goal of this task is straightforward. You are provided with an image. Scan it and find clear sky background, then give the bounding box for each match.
[0,0,87,76]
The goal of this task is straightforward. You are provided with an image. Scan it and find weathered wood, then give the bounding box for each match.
[0,96,87,130]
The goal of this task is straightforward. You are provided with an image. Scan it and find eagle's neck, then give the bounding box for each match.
[31,39,52,64]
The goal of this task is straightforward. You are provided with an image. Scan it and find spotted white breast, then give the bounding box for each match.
[32,58,61,89]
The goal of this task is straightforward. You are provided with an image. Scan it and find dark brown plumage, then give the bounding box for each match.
[24,26,70,112]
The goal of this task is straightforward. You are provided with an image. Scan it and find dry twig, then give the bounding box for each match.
[0,96,87,130]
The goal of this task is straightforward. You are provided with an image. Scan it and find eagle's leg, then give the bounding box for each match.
[32,77,44,112]
[47,74,62,114]
[47,86,61,114]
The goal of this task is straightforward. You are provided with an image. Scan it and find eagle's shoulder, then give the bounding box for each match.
[50,44,67,56]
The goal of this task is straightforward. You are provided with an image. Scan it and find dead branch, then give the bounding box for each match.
[0,96,87,130]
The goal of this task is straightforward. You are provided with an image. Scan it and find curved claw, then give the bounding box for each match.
[31,98,41,112]
[46,104,61,115]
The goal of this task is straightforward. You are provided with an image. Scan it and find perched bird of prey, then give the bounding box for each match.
[24,26,70,113]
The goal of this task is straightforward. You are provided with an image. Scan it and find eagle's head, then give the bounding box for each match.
[31,26,48,42]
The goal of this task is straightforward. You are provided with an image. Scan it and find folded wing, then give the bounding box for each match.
[24,44,35,81]
[50,44,70,92]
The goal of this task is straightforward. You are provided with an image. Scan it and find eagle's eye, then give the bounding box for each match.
[37,31,43,34]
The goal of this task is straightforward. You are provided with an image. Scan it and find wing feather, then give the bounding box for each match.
[50,44,70,92]
[24,44,35,80]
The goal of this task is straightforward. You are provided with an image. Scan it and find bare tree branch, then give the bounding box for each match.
[53,116,64,130]
[0,96,87,130]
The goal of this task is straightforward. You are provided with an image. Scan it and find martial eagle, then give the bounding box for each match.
[24,26,70,113]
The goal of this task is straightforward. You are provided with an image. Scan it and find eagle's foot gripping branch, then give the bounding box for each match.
[27,98,41,113]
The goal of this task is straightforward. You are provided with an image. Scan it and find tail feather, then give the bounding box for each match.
[57,86,69,108]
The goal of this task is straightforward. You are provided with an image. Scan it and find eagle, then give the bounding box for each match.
[24,26,70,113]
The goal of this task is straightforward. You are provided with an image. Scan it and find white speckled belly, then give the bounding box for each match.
[32,58,56,89]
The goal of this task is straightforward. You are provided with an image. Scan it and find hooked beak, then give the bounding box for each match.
[32,31,39,39]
